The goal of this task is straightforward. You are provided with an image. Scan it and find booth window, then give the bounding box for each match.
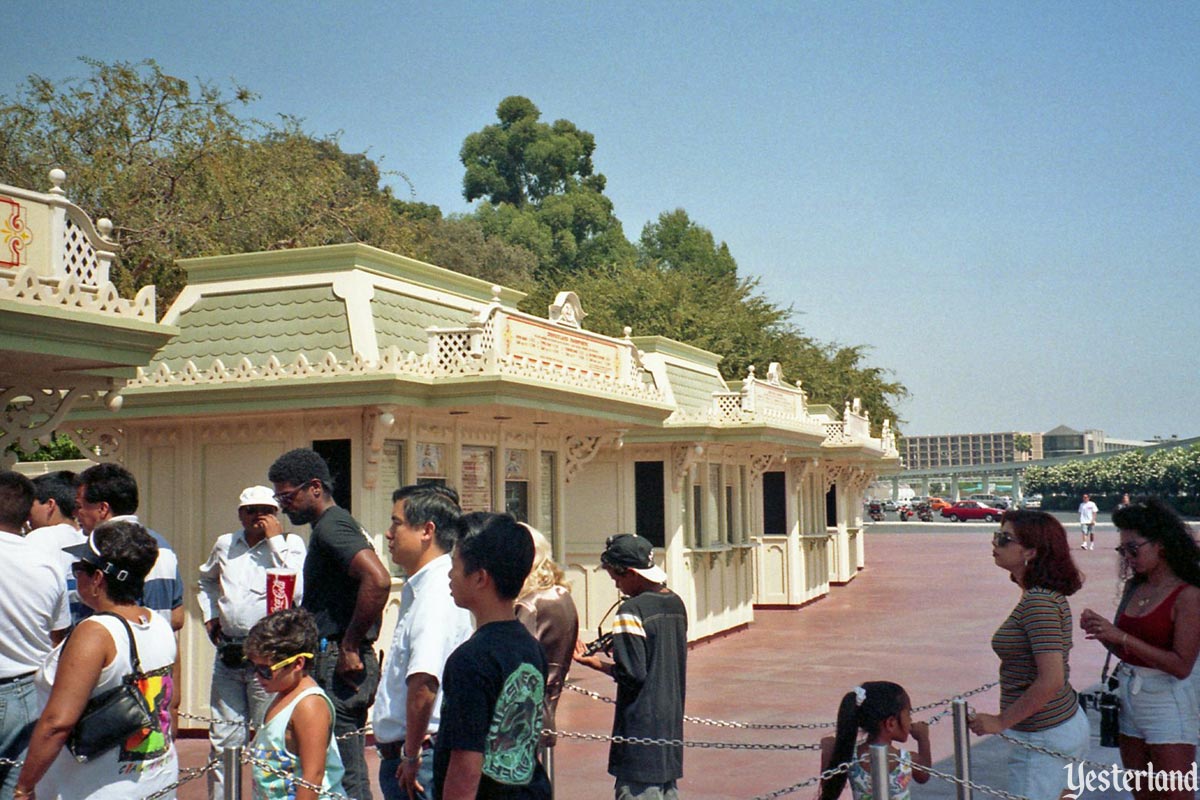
[762,470,786,535]
[460,445,494,513]
[634,461,665,548]
[313,439,352,513]
[504,449,529,522]
[825,486,838,527]
[416,442,447,487]
[539,452,557,533]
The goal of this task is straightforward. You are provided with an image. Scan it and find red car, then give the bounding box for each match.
[940,500,1003,522]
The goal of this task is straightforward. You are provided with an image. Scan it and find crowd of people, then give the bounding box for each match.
[6,451,1198,800]
[0,450,688,800]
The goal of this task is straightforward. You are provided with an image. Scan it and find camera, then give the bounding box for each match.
[1099,692,1120,748]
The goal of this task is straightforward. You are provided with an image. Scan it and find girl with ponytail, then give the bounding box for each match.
[818,681,931,800]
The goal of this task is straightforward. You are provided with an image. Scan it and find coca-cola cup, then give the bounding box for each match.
[266,570,297,614]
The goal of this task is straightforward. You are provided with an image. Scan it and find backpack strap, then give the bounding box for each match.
[93,611,144,675]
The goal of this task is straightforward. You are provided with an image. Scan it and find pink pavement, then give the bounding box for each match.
[174,529,1123,799]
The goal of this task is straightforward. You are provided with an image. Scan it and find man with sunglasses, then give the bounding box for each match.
[197,485,308,800]
[0,471,70,798]
[268,448,391,800]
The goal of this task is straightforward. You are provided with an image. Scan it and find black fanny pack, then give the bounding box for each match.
[218,641,245,669]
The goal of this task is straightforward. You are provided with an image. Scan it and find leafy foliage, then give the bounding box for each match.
[1024,444,1200,498]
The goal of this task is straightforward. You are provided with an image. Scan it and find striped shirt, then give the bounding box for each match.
[991,587,1078,731]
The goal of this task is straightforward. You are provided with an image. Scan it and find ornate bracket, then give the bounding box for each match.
[671,442,706,492]
[0,387,81,467]
[62,422,124,463]
[362,406,398,489]
[823,464,852,492]
[787,458,814,484]
[564,434,605,484]
[748,452,777,485]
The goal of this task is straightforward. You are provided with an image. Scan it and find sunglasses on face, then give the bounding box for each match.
[272,482,314,506]
[1115,540,1150,558]
[251,652,313,680]
[992,531,1018,548]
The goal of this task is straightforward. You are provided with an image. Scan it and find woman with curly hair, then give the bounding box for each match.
[1080,497,1200,800]
[968,510,1088,800]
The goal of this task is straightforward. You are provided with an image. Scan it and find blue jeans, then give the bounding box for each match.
[378,747,433,800]
[208,656,273,800]
[314,644,381,800]
[0,675,38,798]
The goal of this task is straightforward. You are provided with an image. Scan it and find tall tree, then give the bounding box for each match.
[461,96,634,287]
[0,59,430,305]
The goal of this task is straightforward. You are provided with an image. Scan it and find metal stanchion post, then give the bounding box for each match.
[224,745,243,800]
[870,743,891,800]
[542,745,555,799]
[952,698,972,800]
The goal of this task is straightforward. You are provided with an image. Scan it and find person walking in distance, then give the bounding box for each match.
[374,484,472,800]
[1079,493,1099,550]
[573,534,687,800]
[197,485,307,800]
[268,448,391,800]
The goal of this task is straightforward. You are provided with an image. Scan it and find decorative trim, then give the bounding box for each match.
[564,434,606,484]
[0,387,81,467]
[0,265,157,321]
[671,442,706,491]
[748,452,777,484]
[63,422,124,463]
[363,406,397,489]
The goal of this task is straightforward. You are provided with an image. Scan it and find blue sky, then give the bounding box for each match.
[7,2,1198,439]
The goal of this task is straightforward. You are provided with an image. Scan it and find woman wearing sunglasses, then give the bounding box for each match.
[245,607,346,800]
[14,520,177,800]
[968,510,1087,800]
[1080,497,1200,800]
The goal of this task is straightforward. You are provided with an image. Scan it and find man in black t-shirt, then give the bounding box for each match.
[269,448,392,800]
[434,512,551,800]
[573,534,687,800]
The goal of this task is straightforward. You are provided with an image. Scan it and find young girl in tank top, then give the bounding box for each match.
[244,607,346,800]
[818,682,931,800]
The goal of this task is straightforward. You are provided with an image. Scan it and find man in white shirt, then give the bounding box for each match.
[197,485,307,800]
[1078,493,1099,550]
[375,484,473,800]
[0,471,69,797]
[26,470,87,624]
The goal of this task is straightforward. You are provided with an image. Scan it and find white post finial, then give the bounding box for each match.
[48,168,67,196]
[97,218,114,239]
[490,285,503,303]
[747,364,756,379]
[623,326,632,338]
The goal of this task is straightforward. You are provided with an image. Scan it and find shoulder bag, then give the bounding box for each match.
[66,612,156,763]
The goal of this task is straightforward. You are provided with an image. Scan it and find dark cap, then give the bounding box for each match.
[600,534,667,583]
[63,529,133,582]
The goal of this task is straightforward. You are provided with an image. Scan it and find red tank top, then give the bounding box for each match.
[1117,584,1187,668]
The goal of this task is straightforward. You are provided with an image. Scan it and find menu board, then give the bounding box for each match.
[460,445,493,512]
[503,316,621,377]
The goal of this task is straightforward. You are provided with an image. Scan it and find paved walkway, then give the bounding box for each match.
[175,525,1135,799]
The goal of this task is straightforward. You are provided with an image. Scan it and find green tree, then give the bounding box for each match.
[1014,434,1032,455]
[0,59,427,305]
[461,96,635,286]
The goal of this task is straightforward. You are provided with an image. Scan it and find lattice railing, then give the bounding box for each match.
[61,214,110,285]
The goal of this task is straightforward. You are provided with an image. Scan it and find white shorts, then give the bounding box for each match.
[1118,664,1199,745]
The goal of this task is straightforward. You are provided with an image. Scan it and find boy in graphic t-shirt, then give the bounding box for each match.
[434,512,551,800]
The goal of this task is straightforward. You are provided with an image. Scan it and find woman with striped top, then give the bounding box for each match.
[968,510,1087,800]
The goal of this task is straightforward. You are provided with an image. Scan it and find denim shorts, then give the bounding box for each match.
[1005,705,1089,800]
[1118,664,1199,745]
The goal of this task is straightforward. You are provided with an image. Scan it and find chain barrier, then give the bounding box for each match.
[243,749,357,800]
[991,730,1112,772]
[550,729,822,751]
[749,759,855,800]
[564,680,999,730]
[0,757,22,769]
[143,756,222,800]
[921,759,1033,800]
[334,723,372,742]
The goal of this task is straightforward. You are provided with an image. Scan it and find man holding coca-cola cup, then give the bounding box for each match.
[197,485,307,800]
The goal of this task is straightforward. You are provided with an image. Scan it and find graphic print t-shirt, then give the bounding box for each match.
[433,620,551,800]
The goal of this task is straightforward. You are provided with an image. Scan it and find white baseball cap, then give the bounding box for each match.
[238,485,280,509]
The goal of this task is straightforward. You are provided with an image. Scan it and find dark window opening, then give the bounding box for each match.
[313,439,352,513]
[634,461,665,548]
[825,486,838,527]
[762,470,786,535]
